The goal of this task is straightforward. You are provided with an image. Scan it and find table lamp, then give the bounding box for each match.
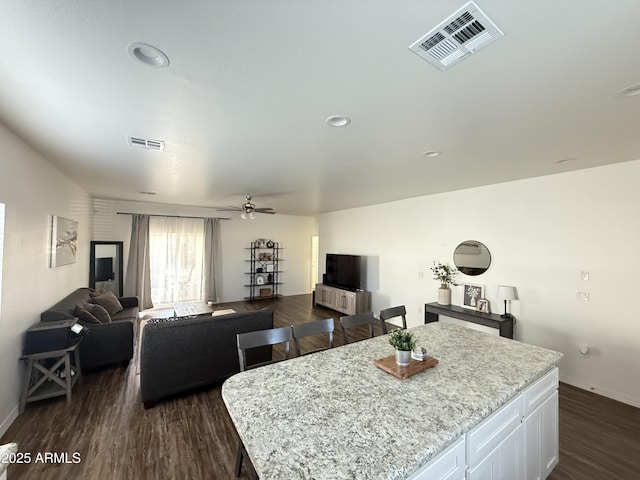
[496,285,518,318]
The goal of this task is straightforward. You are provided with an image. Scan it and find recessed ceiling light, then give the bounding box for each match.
[422,150,441,157]
[128,42,169,68]
[326,115,351,127]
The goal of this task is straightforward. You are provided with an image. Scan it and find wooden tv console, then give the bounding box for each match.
[314,283,370,315]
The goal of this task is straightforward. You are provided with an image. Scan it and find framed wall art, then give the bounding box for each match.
[462,283,484,309]
[51,215,78,267]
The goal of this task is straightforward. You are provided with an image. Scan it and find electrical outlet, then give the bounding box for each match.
[417,271,424,278]
[576,291,590,301]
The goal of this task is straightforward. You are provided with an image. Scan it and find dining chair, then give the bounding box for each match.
[235,326,292,479]
[236,326,292,371]
[339,311,376,344]
[291,318,335,356]
[379,305,407,334]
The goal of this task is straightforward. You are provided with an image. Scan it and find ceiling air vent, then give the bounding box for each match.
[128,136,165,151]
[409,1,504,71]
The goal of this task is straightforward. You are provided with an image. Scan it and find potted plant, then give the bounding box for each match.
[388,328,416,366]
[431,262,458,305]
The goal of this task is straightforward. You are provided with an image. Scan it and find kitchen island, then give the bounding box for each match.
[222,322,562,480]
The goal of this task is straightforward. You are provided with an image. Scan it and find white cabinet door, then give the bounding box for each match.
[407,437,466,480]
[467,424,524,480]
[524,391,559,480]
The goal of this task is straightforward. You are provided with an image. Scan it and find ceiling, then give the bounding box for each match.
[1,1,640,216]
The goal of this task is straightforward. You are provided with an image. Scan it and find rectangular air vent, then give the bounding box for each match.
[409,1,504,70]
[128,136,165,151]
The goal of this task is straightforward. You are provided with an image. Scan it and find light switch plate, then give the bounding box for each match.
[581,270,590,280]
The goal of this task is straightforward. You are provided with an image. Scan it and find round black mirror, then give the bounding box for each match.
[453,241,491,276]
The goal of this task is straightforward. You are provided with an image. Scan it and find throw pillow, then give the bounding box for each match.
[90,293,123,316]
[89,288,114,298]
[75,303,100,324]
[75,303,113,323]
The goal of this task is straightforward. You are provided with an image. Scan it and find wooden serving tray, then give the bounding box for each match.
[375,354,438,380]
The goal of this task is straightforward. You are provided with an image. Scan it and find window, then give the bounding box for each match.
[149,216,204,305]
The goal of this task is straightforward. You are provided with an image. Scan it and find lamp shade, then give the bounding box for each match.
[496,285,518,301]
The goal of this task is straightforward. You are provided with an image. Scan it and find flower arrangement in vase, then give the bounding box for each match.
[431,262,458,305]
[388,328,416,366]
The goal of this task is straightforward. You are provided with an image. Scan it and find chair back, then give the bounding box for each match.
[339,311,376,344]
[237,326,292,371]
[379,305,407,334]
[291,318,335,356]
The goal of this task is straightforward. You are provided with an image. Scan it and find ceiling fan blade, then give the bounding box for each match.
[216,207,243,212]
[255,209,276,214]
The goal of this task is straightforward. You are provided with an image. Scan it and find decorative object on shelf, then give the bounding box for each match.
[388,328,416,366]
[256,267,263,273]
[255,238,266,248]
[217,195,276,220]
[431,261,458,305]
[266,239,274,248]
[453,240,491,276]
[258,252,272,261]
[259,287,272,297]
[256,275,265,285]
[267,273,273,283]
[476,298,490,313]
[462,283,484,309]
[266,264,274,272]
[496,285,518,318]
[51,216,78,267]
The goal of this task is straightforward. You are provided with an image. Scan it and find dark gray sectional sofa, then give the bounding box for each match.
[40,287,137,371]
[140,308,274,407]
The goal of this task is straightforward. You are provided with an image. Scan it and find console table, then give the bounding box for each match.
[424,302,514,339]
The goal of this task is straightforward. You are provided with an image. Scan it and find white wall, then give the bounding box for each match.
[319,160,640,407]
[93,199,318,302]
[0,123,92,436]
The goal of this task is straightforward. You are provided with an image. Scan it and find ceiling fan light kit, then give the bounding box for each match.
[217,195,276,220]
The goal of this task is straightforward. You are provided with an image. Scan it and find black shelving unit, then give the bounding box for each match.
[245,240,282,300]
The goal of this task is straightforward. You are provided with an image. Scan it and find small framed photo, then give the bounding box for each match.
[266,264,274,273]
[476,298,490,313]
[462,283,485,309]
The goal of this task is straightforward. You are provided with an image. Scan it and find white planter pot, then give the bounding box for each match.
[395,349,411,366]
[438,287,451,305]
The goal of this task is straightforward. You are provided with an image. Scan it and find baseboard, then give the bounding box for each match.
[560,374,640,408]
[0,405,19,439]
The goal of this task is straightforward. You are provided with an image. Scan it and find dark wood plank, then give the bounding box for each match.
[1,294,638,479]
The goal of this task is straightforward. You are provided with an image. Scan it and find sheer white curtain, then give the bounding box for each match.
[149,216,204,305]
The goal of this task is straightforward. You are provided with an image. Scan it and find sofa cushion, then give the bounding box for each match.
[90,292,124,315]
[75,303,111,324]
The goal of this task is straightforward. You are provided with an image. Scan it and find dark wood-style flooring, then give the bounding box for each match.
[2,294,638,479]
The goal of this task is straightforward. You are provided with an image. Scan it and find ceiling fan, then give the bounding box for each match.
[217,195,276,219]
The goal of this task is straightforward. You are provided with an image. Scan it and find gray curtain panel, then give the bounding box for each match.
[124,214,153,310]
[203,217,221,303]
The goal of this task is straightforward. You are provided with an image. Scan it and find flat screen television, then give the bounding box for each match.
[95,257,114,282]
[324,254,361,291]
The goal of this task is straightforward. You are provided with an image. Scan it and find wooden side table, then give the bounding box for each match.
[19,343,81,413]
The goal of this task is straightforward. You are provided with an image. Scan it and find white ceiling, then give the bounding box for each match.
[1,1,640,216]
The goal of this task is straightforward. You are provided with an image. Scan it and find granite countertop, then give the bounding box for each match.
[222,322,562,480]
